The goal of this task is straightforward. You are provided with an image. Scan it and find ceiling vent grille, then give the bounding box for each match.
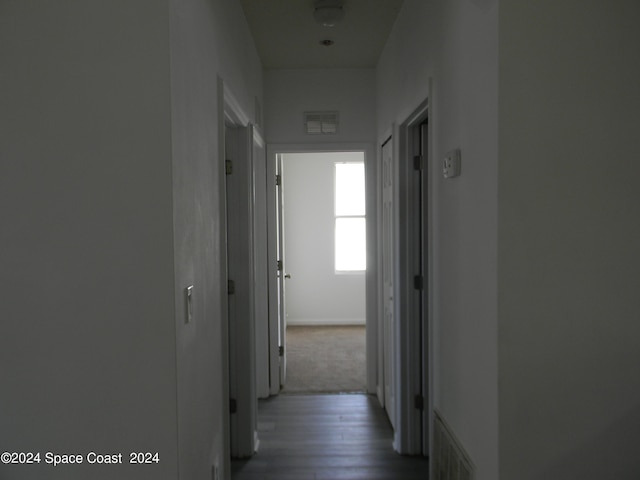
[304,111,339,135]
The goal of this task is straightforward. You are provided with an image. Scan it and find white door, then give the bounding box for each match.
[226,124,257,458]
[381,137,395,428]
[252,127,270,399]
[276,154,287,388]
[419,121,429,456]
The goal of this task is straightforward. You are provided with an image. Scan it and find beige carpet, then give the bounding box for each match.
[282,325,366,394]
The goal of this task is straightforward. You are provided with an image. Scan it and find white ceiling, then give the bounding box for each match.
[239,0,405,69]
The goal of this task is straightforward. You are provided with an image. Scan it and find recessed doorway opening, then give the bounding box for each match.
[279,151,366,394]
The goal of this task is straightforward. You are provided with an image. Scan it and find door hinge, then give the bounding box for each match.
[227,279,235,295]
[413,155,423,171]
[277,260,283,272]
[276,174,281,186]
[225,159,233,175]
[414,275,424,290]
[414,394,424,411]
[229,398,237,414]
[279,345,284,357]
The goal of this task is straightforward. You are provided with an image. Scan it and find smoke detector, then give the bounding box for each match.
[313,0,346,27]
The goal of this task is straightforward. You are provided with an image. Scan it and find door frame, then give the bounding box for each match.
[217,77,259,464]
[275,153,287,390]
[252,129,270,400]
[392,95,433,457]
[265,142,378,395]
[378,132,395,425]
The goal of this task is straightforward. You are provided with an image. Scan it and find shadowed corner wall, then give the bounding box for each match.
[169,0,263,478]
[377,0,499,478]
[0,0,263,479]
[380,1,640,479]
[498,2,640,479]
[0,2,177,479]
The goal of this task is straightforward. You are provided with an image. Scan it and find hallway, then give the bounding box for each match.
[231,394,430,480]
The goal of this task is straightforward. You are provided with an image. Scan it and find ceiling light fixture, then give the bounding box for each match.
[313,0,345,27]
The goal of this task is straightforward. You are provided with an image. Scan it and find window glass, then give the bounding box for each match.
[335,163,365,216]
[335,218,366,271]
[335,162,366,272]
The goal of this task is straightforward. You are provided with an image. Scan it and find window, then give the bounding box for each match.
[335,162,366,272]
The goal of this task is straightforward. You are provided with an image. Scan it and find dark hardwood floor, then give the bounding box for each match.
[231,394,430,480]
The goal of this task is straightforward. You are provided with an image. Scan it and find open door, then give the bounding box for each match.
[418,120,429,456]
[267,152,288,394]
[275,154,287,389]
[252,127,270,400]
[226,123,258,458]
[381,136,396,428]
[395,99,430,455]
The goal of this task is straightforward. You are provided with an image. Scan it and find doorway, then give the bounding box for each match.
[392,98,431,456]
[279,151,367,394]
[374,98,432,457]
[266,144,378,397]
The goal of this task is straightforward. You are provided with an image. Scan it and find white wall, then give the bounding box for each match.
[0,1,262,479]
[381,2,640,479]
[283,152,366,325]
[377,1,499,478]
[0,2,177,479]
[169,0,262,477]
[264,67,378,391]
[498,2,640,479]
[265,69,376,144]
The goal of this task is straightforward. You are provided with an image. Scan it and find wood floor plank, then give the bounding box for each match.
[231,394,430,480]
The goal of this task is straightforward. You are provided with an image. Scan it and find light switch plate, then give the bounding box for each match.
[443,149,461,178]
[186,285,194,323]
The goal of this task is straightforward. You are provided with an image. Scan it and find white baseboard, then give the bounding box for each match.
[287,318,366,326]
[254,430,260,453]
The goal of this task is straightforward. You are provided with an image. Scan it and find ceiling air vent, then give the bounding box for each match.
[304,111,339,135]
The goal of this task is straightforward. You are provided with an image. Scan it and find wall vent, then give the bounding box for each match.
[304,111,339,135]
[433,410,475,480]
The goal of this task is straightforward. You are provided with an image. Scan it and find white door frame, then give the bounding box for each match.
[252,128,270,400]
[266,151,281,395]
[265,142,378,395]
[276,154,287,389]
[379,133,395,427]
[392,95,433,457]
[217,77,259,461]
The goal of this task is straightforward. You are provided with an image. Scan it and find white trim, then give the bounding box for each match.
[334,270,367,276]
[376,134,390,409]
[218,76,258,460]
[223,84,251,127]
[266,142,378,396]
[377,384,385,406]
[252,125,270,400]
[266,152,280,396]
[216,77,231,477]
[392,97,431,456]
[425,78,435,462]
[287,318,366,326]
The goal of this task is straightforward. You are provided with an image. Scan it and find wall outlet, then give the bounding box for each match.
[443,149,461,178]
